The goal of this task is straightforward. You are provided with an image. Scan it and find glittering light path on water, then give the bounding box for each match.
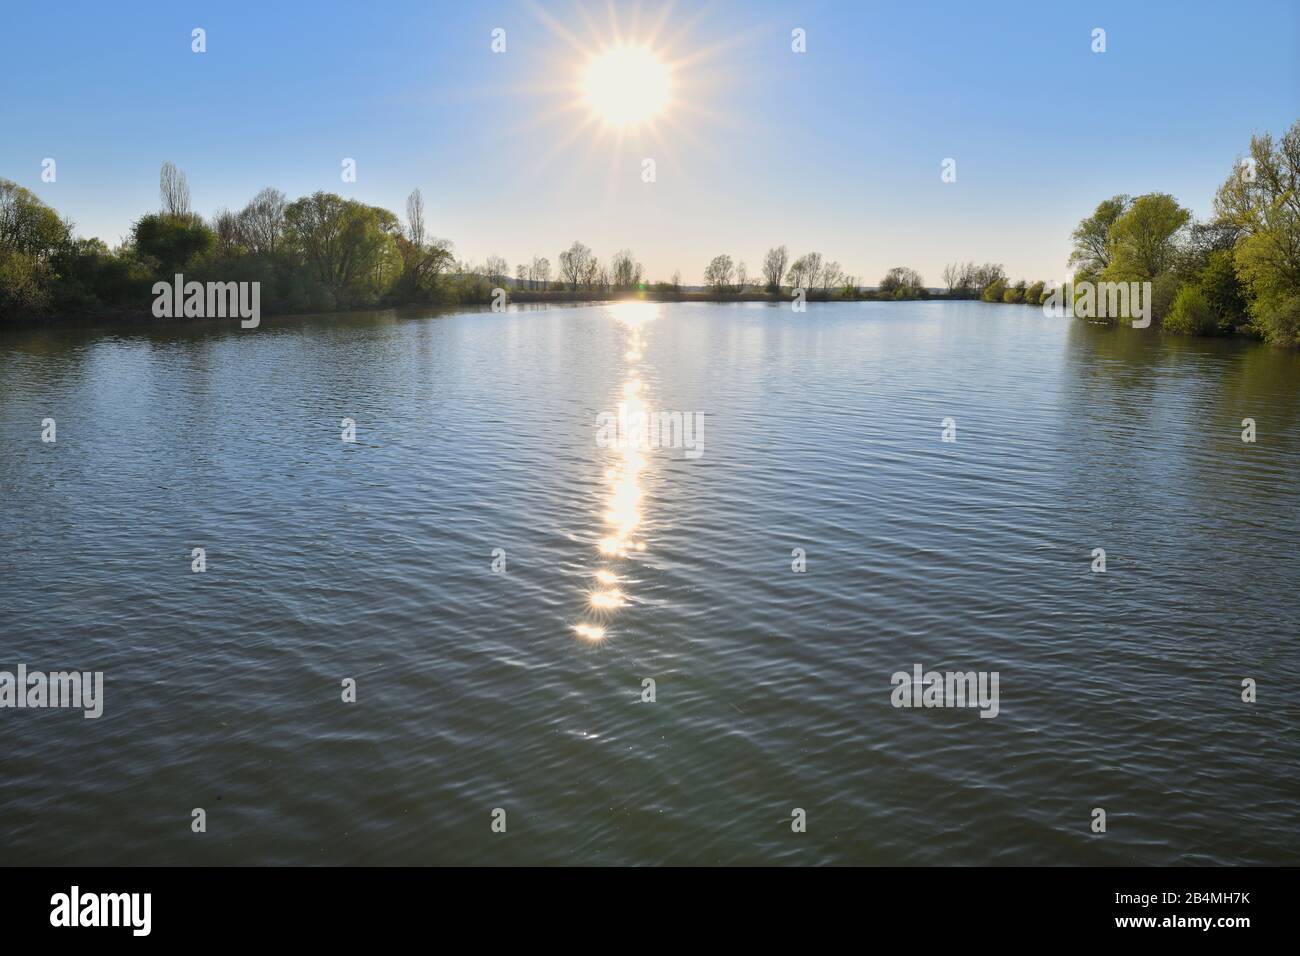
[574,302,658,642]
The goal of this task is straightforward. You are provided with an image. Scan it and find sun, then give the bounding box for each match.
[581,45,670,128]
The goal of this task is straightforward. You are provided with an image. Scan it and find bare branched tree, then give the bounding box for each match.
[821,260,843,292]
[405,189,425,247]
[160,161,191,217]
[558,241,591,290]
[210,207,243,254]
[611,249,642,289]
[484,255,509,285]
[762,246,789,292]
[703,254,735,294]
[803,251,823,290]
[942,262,961,292]
[239,187,286,255]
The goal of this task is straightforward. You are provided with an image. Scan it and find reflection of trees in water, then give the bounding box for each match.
[1060,318,1300,512]
[1204,340,1300,508]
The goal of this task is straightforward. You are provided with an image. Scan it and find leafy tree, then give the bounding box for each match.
[1102,193,1190,281]
[0,179,69,259]
[1197,249,1247,332]
[0,246,48,314]
[970,263,1005,296]
[131,212,214,274]
[1214,120,1300,344]
[786,255,808,290]
[1068,195,1131,280]
[981,277,1007,302]
[879,266,924,294]
[393,234,454,302]
[49,237,152,311]
[0,179,69,316]
[283,192,399,305]
[1248,294,1300,347]
[1164,284,1217,336]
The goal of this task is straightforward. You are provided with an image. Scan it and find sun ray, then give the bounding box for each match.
[523,0,596,57]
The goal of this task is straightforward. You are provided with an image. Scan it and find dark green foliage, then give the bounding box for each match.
[132,213,214,275]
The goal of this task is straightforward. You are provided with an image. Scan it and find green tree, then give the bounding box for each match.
[0,179,69,259]
[879,266,924,294]
[284,192,399,305]
[981,277,1007,302]
[1102,193,1190,282]
[49,237,153,311]
[1197,249,1247,332]
[0,179,70,315]
[132,212,214,274]
[1164,284,1217,336]
[970,263,1005,297]
[1068,195,1131,280]
[1214,120,1300,345]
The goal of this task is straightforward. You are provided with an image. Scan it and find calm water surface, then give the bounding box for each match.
[2,300,1298,865]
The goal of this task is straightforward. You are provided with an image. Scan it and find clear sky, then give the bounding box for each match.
[2,0,1296,285]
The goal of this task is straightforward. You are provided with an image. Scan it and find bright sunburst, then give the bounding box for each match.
[502,0,756,193]
[581,45,670,127]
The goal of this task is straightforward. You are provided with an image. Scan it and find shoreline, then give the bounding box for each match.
[0,289,1023,332]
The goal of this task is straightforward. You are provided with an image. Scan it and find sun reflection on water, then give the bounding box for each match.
[574,302,660,642]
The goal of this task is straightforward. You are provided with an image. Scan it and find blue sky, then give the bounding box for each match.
[2,0,1296,285]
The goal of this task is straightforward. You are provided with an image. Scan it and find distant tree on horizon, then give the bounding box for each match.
[703,254,734,294]
[762,245,788,292]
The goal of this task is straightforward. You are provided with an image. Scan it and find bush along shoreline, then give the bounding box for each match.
[2,121,1296,345]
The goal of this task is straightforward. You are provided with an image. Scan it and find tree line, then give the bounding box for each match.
[1053,120,1300,346]
[0,162,1067,317]
[2,120,1296,345]
[0,166,699,318]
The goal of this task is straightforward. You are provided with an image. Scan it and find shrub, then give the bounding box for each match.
[1163,284,1216,336]
[0,247,48,316]
[981,278,1007,302]
[1248,294,1300,348]
[1199,249,1247,332]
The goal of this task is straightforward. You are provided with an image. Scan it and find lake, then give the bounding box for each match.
[2,299,1298,865]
